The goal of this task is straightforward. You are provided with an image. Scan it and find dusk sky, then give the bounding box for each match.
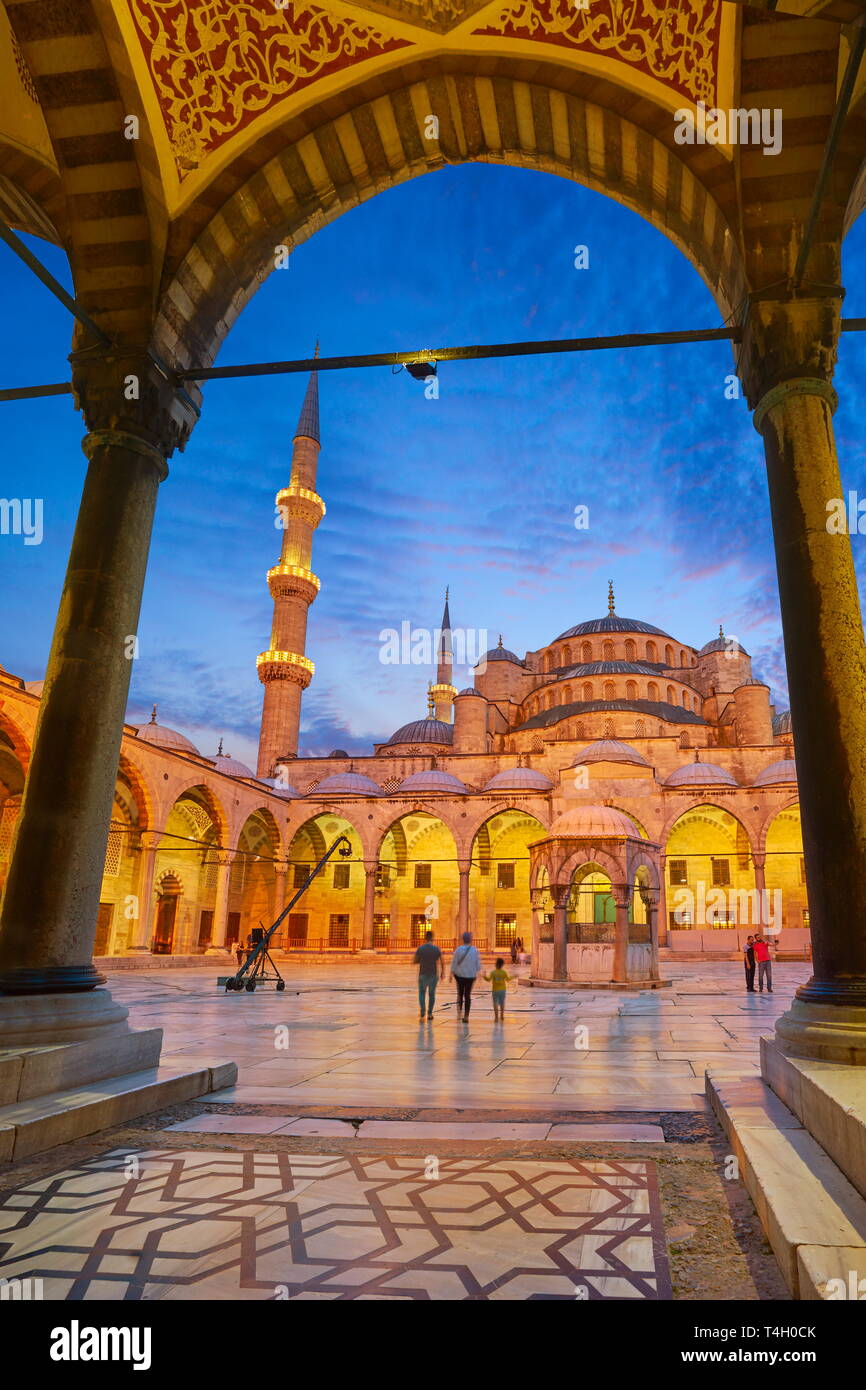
[2,163,865,770]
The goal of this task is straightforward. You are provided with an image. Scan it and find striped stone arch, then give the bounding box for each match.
[153,64,747,367]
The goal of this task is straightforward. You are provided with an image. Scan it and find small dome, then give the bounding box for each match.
[484,767,554,792]
[387,718,453,746]
[753,759,797,787]
[134,707,200,755]
[310,772,382,796]
[572,739,649,768]
[25,679,44,697]
[478,643,524,666]
[699,628,749,657]
[457,687,484,698]
[328,749,350,758]
[212,749,255,778]
[260,777,298,799]
[773,711,792,736]
[547,804,640,838]
[665,760,738,787]
[398,769,469,794]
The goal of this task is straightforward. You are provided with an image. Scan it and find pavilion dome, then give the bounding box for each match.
[572,739,649,767]
[457,687,484,697]
[213,750,255,778]
[699,629,749,657]
[328,749,350,758]
[134,707,200,755]
[665,760,738,787]
[484,767,554,792]
[477,639,524,666]
[547,805,640,838]
[753,759,798,787]
[773,711,792,736]
[311,772,382,796]
[386,718,453,746]
[398,769,469,794]
[260,777,298,798]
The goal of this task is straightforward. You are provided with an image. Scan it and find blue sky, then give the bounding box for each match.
[1,163,865,768]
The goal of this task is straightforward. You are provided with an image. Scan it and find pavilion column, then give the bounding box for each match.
[740,295,866,1061]
[457,859,470,939]
[205,856,233,953]
[752,854,768,939]
[362,863,377,951]
[644,891,660,982]
[657,853,668,946]
[552,890,568,981]
[127,831,160,953]
[0,353,197,1042]
[612,888,631,984]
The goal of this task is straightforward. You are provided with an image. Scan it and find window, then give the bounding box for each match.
[604,718,615,737]
[635,719,646,736]
[682,690,689,708]
[103,827,122,877]
[497,862,516,890]
[799,856,806,884]
[583,683,593,701]
[226,911,241,947]
[669,859,688,885]
[712,858,731,886]
[373,913,390,947]
[626,680,637,700]
[604,681,615,700]
[680,649,686,665]
[563,685,572,704]
[198,909,214,948]
[415,863,431,889]
[545,651,554,672]
[647,681,658,701]
[803,910,810,928]
[667,685,675,704]
[329,914,350,947]
[333,862,350,889]
[680,731,690,748]
[625,639,636,660]
[581,642,592,662]
[563,644,572,665]
[495,914,518,948]
[410,913,428,945]
[293,863,307,889]
[288,913,308,943]
[603,641,614,660]
[375,864,391,890]
[665,645,674,665]
[646,641,657,662]
[547,692,554,709]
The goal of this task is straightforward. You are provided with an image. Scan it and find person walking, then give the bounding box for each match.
[743,934,756,992]
[484,957,511,1021]
[510,937,519,965]
[413,929,444,1020]
[450,931,482,1021]
[753,934,773,993]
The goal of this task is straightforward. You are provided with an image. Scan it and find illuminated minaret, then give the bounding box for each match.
[256,358,325,776]
[431,587,457,723]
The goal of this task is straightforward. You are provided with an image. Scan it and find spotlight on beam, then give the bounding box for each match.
[405,359,437,381]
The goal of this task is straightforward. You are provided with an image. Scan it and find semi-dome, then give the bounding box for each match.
[484,767,554,792]
[753,759,797,787]
[397,769,469,794]
[134,707,200,755]
[386,718,453,746]
[457,687,484,697]
[310,771,382,796]
[665,760,739,787]
[212,744,255,778]
[572,739,650,767]
[773,711,792,736]
[546,804,640,838]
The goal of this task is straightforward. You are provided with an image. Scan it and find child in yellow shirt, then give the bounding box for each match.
[484,957,511,1021]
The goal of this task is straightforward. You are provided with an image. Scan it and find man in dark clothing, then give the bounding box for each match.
[743,935,756,992]
[413,929,444,1020]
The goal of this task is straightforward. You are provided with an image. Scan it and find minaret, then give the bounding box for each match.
[256,357,325,776]
[431,586,457,723]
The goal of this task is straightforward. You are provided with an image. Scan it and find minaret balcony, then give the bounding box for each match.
[430,682,458,701]
[275,486,326,529]
[267,564,320,603]
[256,650,315,687]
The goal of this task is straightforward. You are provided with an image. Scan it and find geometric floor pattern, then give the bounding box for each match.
[0,1148,671,1300]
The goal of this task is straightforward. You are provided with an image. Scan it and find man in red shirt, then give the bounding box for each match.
[753,936,773,993]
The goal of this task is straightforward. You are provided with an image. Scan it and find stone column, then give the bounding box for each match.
[0,354,198,1043]
[457,859,470,940]
[752,854,768,939]
[612,889,631,984]
[361,864,377,951]
[552,890,569,981]
[657,853,668,946]
[205,856,233,953]
[127,831,160,953]
[643,890,660,982]
[740,295,866,1060]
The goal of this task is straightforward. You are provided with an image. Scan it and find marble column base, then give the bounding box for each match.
[0,988,132,1046]
[774,998,866,1065]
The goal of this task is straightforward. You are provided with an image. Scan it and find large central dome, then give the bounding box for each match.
[555,614,672,641]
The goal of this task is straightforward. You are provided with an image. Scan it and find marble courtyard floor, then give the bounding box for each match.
[0,961,806,1300]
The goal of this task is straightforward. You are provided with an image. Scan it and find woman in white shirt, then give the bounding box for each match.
[450,931,482,1021]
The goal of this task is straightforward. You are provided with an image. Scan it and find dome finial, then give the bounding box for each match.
[719,623,725,639]
[217,737,224,756]
[498,634,504,648]
[608,580,615,616]
[150,704,157,724]
[427,685,434,717]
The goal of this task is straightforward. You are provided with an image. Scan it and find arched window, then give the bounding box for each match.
[648,681,658,701]
[563,685,572,704]
[635,718,646,736]
[664,644,674,666]
[667,685,675,703]
[646,641,657,662]
[547,691,554,709]
[679,649,686,666]
[693,694,700,712]
[625,639,636,661]
[626,680,637,700]
[679,731,690,748]
[545,651,554,672]
[604,681,615,700]
[583,682,593,701]
[574,722,584,739]
[582,642,592,662]
[682,690,689,708]
[604,718,615,738]
[603,641,614,660]
[563,644,572,666]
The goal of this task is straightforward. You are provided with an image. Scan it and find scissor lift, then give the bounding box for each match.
[224,834,352,993]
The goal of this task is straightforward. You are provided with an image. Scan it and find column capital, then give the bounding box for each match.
[736,293,841,412]
[70,347,201,458]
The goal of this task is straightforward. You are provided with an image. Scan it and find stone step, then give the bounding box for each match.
[761,1038,866,1203]
[706,1072,866,1298]
[0,1061,236,1162]
[0,1028,163,1105]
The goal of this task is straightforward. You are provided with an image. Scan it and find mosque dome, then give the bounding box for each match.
[752,759,797,787]
[398,769,469,794]
[212,744,255,778]
[386,718,453,746]
[665,759,739,787]
[572,739,649,767]
[699,627,749,657]
[328,749,350,758]
[457,687,484,697]
[555,615,670,640]
[260,777,298,798]
[773,711,792,736]
[478,637,524,666]
[134,707,200,755]
[310,771,382,796]
[547,805,640,838]
[484,767,554,792]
